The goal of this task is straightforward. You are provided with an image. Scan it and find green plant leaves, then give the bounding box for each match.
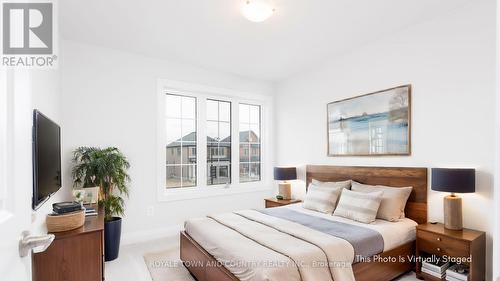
[72,146,130,221]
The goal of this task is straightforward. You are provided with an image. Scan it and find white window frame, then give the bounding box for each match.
[205,98,232,186]
[165,94,198,188]
[238,103,262,183]
[157,79,273,202]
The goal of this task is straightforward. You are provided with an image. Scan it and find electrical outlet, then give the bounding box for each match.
[147,206,155,217]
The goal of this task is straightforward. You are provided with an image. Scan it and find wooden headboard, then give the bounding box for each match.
[306,165,428,224]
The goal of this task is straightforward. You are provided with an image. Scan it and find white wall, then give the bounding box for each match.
[495,0,500,279]
[60,40,274,242]
[30,69,72,234]
[8,66,68,278]
[274,1,495,279]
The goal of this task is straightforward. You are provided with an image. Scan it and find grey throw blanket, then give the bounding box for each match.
[258,208,384,258]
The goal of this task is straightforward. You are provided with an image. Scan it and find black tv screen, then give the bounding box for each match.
[33,110,61,210]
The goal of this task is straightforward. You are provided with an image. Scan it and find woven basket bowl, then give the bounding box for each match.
[46,210,85,232]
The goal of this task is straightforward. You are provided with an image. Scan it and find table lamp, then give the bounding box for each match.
[431,168,475,230]
[274,167,296,200]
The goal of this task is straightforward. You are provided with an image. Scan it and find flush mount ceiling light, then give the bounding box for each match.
[241,0,275,23]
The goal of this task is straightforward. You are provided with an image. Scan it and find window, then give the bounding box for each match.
[239,104,261,182]
[207,99,231,185]
[160,80,269,199]
[165,94,197,188]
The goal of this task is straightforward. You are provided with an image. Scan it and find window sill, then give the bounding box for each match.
[158,184,273,202]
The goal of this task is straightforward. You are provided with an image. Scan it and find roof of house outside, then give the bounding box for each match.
[167,130,259,148]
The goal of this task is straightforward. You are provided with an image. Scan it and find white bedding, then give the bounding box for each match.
[184,203,417,281]
[286,203,417,252]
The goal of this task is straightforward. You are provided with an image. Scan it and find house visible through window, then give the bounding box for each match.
[162,88,265,192]
[239,104,261,183]
[207,99,231,185]
[166,94,197,188]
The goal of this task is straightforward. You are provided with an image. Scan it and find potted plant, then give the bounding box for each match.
[72,147,130,261]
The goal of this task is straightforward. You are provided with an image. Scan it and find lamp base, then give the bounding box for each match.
[278,183,292,200]
[444,195,463,230]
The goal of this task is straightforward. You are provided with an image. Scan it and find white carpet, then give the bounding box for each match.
[144,247,195,281]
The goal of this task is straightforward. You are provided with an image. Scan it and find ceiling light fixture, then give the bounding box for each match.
[241,0,275,23]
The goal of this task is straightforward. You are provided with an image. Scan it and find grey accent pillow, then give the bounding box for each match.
[302,184,344,214]
[351,181,413,222]
[333,189,384,223]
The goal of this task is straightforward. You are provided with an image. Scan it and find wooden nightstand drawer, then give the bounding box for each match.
[416,223,485,281]
[418,230,469,258]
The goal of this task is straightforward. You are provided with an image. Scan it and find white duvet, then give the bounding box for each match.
[184,203,417,281]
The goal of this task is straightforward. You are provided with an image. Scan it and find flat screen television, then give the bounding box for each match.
[33,109,61,210]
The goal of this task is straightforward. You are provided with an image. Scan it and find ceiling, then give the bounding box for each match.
[60,0,470,82]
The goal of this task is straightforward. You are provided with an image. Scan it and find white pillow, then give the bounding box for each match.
[312,179,352,189]
[333,189,383,223]
[351,181,413,222]
[302,184,344,214]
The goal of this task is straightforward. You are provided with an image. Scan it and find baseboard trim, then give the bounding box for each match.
[121,224,183,246]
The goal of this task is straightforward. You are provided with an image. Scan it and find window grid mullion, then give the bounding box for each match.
[198,97,207,189]
[233,100,238,184]
[217,103,221,183]
[179,97,184,187]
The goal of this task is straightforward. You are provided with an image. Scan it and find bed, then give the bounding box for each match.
[180,165,428,281]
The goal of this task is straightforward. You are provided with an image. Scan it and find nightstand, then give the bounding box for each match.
[416,223,485,281]
[264,198,302,208]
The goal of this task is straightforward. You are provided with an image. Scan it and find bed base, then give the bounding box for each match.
[180,231,415,281]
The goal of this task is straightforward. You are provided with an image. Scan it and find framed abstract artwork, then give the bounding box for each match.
[327,85,411,156]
